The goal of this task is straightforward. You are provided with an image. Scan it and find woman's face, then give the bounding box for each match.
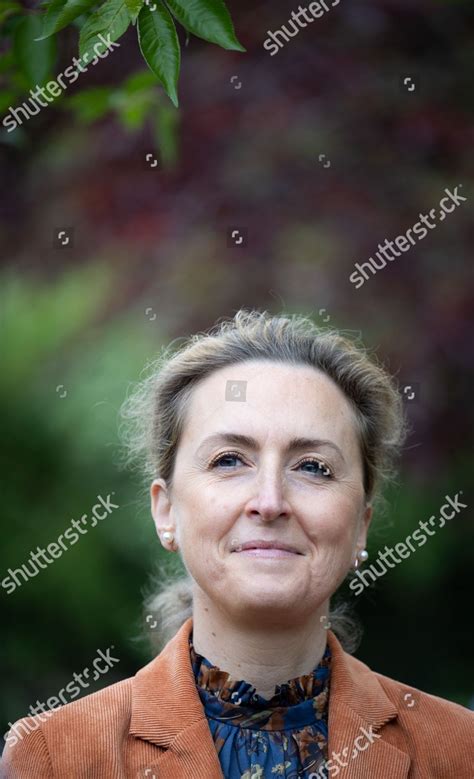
[151,360,372,624]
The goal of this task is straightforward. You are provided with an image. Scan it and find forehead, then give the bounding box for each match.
[179,360,360,453]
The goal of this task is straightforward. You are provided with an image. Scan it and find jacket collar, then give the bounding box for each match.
[325,629,411,776]
[130,616,411,777]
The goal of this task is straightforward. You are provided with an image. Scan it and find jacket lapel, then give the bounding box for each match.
[326,631,411,777]
[130,618,410,779]
[129,616,223,778]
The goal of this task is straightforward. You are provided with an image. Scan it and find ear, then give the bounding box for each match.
[150,478,174,538]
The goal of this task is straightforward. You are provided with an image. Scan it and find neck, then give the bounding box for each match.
[191,588,329,700]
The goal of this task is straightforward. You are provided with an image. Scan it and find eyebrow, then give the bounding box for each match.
[196,432,345,461]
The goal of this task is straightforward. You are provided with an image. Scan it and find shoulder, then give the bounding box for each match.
[1,675,135,778]
[330,634,474,775]
[333,634,473,737]
[374,666,473,726]
[373,666,474,771]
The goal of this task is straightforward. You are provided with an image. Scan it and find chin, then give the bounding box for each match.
[231,583,300,610]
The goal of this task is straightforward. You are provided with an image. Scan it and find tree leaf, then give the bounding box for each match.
[0,48,15,74]
[13,14,57,87]
[79,0,130,62]
[67,86,111,121]
[122,68,157,93]
[124,0,143,24]
[0,0,21,26]
[36,0,98,40]
[137,2,180,107]
[153,100,179,167]
[164,0,245,51]
[111,88,153,129]
[0,89,18,114]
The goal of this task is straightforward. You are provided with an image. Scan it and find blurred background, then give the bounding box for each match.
[1,0,473,747]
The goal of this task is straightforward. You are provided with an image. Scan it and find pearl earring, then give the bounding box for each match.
[354,549,369,569]
[162,531,175,545]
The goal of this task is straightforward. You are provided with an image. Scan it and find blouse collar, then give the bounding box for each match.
[188,631,331,710]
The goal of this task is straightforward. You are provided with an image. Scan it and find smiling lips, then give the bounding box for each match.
[232,539,303,557]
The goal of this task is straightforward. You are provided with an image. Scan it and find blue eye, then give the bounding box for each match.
[210,451,244,468]
[298,458,333,478]
[210,453,333,478]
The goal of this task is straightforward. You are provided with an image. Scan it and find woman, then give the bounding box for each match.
[3,309,473,778]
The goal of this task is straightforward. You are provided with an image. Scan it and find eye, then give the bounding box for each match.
[209,451,245,469]
[209,452,333,478]
[297,458,333,479]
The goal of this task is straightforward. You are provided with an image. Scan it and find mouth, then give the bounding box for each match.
[233,547,301,558]
[231,540,303,557]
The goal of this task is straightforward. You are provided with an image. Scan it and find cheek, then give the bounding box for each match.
[185,489,235,533]
[304,494,359,549]
[176,491,231,555]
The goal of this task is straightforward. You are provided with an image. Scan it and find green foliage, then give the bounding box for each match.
[124,0,143,24]
[0,0,243,158]
[66,84,110,120]
[13,14,57,88]
[78,0,130,63]
[64,67,179,165]
[164,0,245,51]
[109,81,152,129]
[1,0,244,114]
[0,266,167,728]
[0,0,21,27]
[0,266,112,391]
[137,2,180,108]
[36,0,98,40]
[152,96,178,165]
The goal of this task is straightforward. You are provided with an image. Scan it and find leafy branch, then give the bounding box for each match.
[0,0,245,158]
[37,0,245,107]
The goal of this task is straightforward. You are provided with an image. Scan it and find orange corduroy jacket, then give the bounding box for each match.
[2,616,473,778]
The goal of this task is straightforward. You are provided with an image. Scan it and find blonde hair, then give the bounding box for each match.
[120,309,408,653]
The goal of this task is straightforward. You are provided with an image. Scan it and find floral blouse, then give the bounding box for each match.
[189,632,331,779]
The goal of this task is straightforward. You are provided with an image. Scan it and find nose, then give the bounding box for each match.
[244,463,291,522]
